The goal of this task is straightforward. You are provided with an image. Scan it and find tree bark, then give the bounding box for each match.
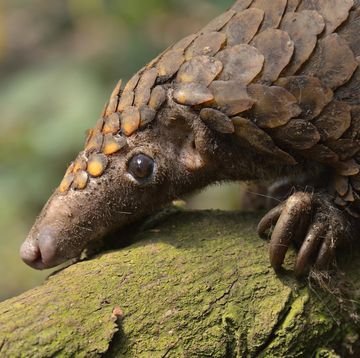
[0,210,359,357]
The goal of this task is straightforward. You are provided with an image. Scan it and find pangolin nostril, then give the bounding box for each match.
[36,227,61,266]
[20,240,42,267]
[20,227,61,269]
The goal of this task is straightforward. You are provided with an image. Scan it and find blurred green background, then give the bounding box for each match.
[0,0,248,301]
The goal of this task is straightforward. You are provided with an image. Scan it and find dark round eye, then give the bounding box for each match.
[128,154,154,180]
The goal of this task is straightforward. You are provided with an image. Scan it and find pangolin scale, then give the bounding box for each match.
[21,0,360,276]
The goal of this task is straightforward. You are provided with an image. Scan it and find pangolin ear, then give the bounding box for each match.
[158,109,208,171]
[179,132,205,172]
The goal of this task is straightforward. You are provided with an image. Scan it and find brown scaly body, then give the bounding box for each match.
[21,0,359,275]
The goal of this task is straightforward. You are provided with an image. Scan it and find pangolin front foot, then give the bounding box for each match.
[257,192,350,276]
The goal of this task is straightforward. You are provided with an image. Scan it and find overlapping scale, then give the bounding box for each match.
[102,134,127,155]
[177,56,223,86]
[139,105,156,128]
[104,79,122,116]
[87,153,109,178]
[156,49,185,80]
[173,83,214,106]
[121,106,141,136]
[247,84,302,128]
[327,139,360,161]
[185,32,226,60]
[252,29,294,83]
[209,81,255,116]
[225,8,264,46]
[232,116,297,164]
[281,11,325,75]
[216,44,264,83]
[298,0,354,35]
[149,86,166,110]
[73,170,89,190]
[103,113,120,135]
[200,108,235,134]
[117,73,140,111]
[276,76,333,120]
[313,101,352,141]
[269,119,320,150]
[85,118,104,152]
[302,34,357,90]
[134,68,158,107]
[250,0,287,30]
[302,144,339,164]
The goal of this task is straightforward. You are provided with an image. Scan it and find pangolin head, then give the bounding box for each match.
[19,63,221,269]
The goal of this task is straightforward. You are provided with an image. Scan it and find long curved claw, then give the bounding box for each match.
[294,219,325,277]
[269,193,312,271]
[314,235,337,270]
[257,202,285,239]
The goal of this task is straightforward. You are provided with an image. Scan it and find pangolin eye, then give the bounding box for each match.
[128,154,154,180]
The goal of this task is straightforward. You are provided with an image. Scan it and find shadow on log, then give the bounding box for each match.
[0,210,359,357]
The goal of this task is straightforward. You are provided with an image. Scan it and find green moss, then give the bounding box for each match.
[282,290,309,330]
[315,348,341,358]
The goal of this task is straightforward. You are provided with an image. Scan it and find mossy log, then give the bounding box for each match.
[0,210,359,357]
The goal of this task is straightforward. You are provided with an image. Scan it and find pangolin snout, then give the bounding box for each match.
[20,227,65,270]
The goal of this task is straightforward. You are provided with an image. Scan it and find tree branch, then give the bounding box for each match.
[0,211,359,357]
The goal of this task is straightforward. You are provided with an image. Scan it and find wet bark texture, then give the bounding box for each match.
[1,210,359,357]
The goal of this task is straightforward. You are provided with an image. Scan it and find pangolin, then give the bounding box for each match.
[20,0,360,276]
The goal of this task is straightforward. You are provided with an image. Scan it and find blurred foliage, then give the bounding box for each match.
[0,0,239,301]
